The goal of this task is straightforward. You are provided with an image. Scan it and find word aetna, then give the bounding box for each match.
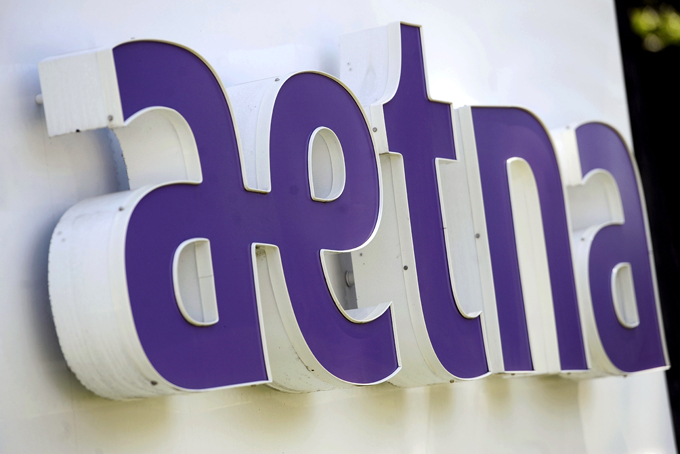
[39,22,667,400]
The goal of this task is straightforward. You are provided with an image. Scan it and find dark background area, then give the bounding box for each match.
[615,0,680,445]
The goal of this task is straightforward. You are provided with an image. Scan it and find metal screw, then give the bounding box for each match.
[403,265,408,271]
[475,233,480,238]
[118,207,124,211]
[372,127,378,132]
[275,78,280,82]
[108,115,113,122]
[150,381,158,386]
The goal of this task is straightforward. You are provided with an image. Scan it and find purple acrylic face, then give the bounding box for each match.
[382,25,488,379]
[471,107,587,371]
[114,42,398,389]
[575,123,666,372]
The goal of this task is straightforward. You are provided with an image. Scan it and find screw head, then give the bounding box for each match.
[372,127,378,132]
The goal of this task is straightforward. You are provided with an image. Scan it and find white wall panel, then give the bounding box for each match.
[0,0,674,452]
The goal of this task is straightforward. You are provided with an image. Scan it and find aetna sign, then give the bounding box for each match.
[38,22,667,400]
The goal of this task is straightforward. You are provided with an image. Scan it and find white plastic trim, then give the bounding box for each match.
[611,262,640,329]
[321,249,392,324]
[113,107,203,189]
[308,127,346,202]
[454,106,505,375]
[506,157,561,374]
[38,47,124,137]
[173,238,219,327]
[436,155,483,320]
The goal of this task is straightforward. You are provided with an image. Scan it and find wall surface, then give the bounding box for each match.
[0,0,675,452]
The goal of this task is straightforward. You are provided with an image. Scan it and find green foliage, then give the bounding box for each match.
[630,4,680,51]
